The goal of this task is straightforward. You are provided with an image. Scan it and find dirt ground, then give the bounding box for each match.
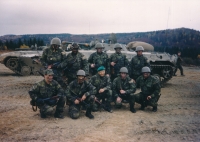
[0,64,200,142]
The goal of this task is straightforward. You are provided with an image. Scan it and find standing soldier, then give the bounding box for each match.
[66,70,96,119]
[174,51,184,76]
[135,67,161,112]
[112,67,136,113]
[130,46,150,81]
[88,43,110,76]
[110,43,129,81]
[90,66,113,112]
[40,37,66,87]
[61,43,89,84]
[29,69,66,118]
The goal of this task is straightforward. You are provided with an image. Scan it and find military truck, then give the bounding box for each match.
[0,42,177,84]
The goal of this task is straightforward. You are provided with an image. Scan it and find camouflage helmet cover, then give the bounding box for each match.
[135,46,144,52]
[50,38,61,45]
[119,67,128,73]
[77,70,86,76]
[95,43,104,49]
[114,43,122,49]
[141,66,151,73]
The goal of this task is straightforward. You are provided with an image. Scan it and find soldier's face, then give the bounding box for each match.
[52,44,59,50]
[120,73,127,79]
[143,73,150,78]
[44,75,53,83]
[97,48,103,53]
[72,48,78,54]
[137,51,143,56]
[77,75,85,83]
[115,48,121,53]
[178,52,181,56]
[98,70,105,77]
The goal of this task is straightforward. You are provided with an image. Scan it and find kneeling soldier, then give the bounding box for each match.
[66,70,96,119]
[90,66,113,112]
[29,69,66,118]
[135,66,161,112]
[112,67,136,113]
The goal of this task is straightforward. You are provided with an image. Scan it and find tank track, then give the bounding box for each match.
[150,64,174,85]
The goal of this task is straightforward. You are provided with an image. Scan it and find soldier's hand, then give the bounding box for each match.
[81,94,87,101]
[74,99,80,104]
[106,74,110,77]
[91,64,95,68]
[120,90,126,94]
[48,65,52,69]
[99,89,105,93]
[111,62,116,66]
[147,96,151,100]
[116,97,122,103]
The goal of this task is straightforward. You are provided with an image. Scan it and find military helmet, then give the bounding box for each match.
[114,43,122,49]
[77,70,86,76]
[50,37,61,45]
[71,42,80,49]
[95,43,104,49]
[135,46,144,52]
[119,67,128,73]
[141,66,151,73]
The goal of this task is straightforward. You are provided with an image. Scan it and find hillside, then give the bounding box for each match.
[0,28,200,58]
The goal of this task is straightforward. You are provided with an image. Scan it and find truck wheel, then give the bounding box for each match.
[6,58,18,69]
[21,66,31,76]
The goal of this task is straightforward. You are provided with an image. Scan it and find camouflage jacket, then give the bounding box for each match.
[40,47,65,66]
[136,75,161,98]
[110,53,129,75]
[176,56,183,65]
[89,74,111,93]
[130,55,150,77]
[112,76,136,98]
[88,52,110,74]
[62,52,89,78]
[65,80,96,102]
[29,79,64,101]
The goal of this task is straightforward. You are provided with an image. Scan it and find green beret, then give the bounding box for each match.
[97,66,105,72]
[44,69,54,75]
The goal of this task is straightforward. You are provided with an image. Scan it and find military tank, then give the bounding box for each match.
[0,42,177,84]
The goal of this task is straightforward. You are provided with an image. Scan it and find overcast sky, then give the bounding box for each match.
[0,0,200,36]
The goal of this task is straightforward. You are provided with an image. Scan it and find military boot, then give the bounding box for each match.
[152,106,157,112]
[105,102,113,113]
[85,108,94,119]
[54,111,64,119]
[129,103,136,113]
[40,110,46,118]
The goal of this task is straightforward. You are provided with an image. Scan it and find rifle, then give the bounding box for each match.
[69,90,90,108]
[95,99,109,112]
[63,57,77,73]
[31,95,61,112]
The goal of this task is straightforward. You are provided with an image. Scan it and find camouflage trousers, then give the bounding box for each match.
[114,93,135,108]
[92,90,112,111]
[174,64,183,75]
[134,92,159,108]
[68,95,95,119]
[38,96,66,115]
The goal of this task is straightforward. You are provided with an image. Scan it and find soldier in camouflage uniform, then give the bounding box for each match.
[135,66,161,112]
[90,66,113,113]
[88,43,110,76]
[112,67,136,113]
[110,43,129,81]
[174,51,184,76]
[29,69,66,118]
[130,46,150,81]
[40,37,66,87]
[61,43,89,84]
[65,70,96,119]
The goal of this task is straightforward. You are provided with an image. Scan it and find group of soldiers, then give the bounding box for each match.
[29,37,161,119]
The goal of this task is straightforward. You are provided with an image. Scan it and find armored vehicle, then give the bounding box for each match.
[0,42,177,84]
